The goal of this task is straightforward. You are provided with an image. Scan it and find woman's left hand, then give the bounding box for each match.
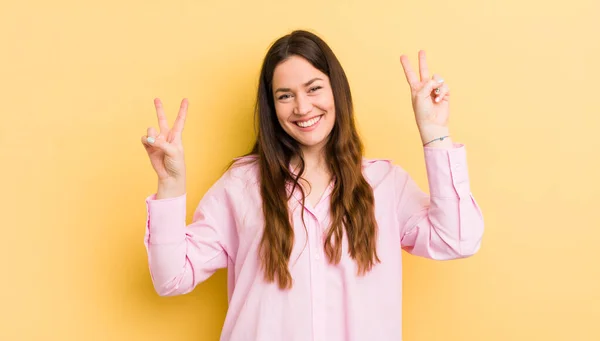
[400,50,450,134]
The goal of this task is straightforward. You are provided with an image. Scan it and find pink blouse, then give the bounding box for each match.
[144,143,484,341]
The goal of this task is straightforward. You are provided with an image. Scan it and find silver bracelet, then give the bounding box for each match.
[423,135,450,146]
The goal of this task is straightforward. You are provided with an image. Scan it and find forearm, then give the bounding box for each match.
[144,189,230,296]
[399,144,484,259]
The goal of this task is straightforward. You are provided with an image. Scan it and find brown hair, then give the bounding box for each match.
[238,30,380,289]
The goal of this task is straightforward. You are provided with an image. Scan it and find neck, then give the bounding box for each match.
[291,144,328,175]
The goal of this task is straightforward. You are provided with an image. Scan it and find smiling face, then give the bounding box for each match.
[271,55,336,153]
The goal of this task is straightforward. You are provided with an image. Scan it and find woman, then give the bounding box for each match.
[140,30,484,341]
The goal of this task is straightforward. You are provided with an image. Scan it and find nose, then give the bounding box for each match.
[293,93,313,116]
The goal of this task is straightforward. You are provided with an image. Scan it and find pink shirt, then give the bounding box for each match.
[144,143,484,341]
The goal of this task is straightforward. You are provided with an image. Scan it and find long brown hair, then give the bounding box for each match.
[238,30,380,289]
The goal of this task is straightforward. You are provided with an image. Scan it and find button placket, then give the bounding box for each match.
[311,212,327,340]
[313,210,326,261]
[305,208,324,340]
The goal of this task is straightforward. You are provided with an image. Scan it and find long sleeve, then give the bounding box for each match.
[144,172,237,296]
[396,143,484,260]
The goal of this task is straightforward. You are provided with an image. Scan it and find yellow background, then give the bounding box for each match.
[2,0,599,340]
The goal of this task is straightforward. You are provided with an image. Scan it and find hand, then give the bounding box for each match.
[400,51,450,132]
[141,98,189,184]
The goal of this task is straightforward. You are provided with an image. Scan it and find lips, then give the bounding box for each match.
[294,115,323,128]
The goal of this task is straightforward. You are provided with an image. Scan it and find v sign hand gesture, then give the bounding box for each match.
[141,98,189,198]
[400,51,453,148]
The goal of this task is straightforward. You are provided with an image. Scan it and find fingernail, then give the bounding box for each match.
[435,96,441,103]
[438,79,444,83]
[147,136,155,144]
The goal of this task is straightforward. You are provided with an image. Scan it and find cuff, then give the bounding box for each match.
[424,143,470,198]
[145,193,187,244]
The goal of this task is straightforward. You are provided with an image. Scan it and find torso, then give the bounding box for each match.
[220,156,406,341]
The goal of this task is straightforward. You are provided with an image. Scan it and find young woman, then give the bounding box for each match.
[140,30,484,341]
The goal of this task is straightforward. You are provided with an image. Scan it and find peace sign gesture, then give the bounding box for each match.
[141,98,189,184]
[400,50,450,130]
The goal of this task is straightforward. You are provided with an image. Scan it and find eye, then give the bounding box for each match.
[278,94,292,100]
[309,86,322,92]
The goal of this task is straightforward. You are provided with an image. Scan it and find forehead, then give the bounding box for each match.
[272,55,327,87]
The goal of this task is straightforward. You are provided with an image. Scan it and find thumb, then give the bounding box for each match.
[419,77,445,97]
[146,134,177,156]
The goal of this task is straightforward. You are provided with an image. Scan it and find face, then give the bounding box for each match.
[271,55,336,153]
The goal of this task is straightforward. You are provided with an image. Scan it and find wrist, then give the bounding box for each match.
[418,125,453,149]
[418,125,449,142]
[157,178,186,199]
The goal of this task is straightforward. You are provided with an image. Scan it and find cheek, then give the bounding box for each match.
[274,103,290,123]
[320,91,336,113]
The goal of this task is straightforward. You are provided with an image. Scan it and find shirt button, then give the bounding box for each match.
[315,254,320,260]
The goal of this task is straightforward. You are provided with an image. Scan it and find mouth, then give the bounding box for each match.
[294,115,323,128]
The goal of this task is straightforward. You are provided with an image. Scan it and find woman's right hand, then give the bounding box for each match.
[141,98,189,188]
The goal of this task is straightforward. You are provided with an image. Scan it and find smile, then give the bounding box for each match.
[295,115,323,128]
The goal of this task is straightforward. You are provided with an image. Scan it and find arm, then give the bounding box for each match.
[396,143,484,259]
[143,173,236,296]
[396,51,483,258]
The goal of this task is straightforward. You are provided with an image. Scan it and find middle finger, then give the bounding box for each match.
[171,98,189,135]
[418,50,430,81]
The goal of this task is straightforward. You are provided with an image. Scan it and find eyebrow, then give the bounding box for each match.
[274,77,323,93]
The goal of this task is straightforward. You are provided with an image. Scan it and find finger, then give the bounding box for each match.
[142,127,159,149]
[142,133,176,155]
[432,74,445,84]
[147,127,159,139]
[434,84,449,103]
[141,134,161,150]
[431,74,446,101]
[144,127,164,147]
[154,98,170,134]
[171,98,189,137]
[400,55,419,89]
[418,78,443,98]
[418,50,430,81]
[154,134,177,155]
[141,135,153,149]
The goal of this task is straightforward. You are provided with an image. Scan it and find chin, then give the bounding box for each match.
[288,129,332,151]
[298,137,329,149]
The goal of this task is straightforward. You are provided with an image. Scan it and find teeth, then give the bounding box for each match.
[296,116,321,128]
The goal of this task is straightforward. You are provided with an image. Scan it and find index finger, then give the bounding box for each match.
[154,98,170,134]
[400,55,419,88]
[418,50,430,81]
[171,98,189,134]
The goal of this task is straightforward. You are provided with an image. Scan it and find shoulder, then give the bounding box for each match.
[198,155,260,204]
[361,157,407,188]
[221,154,261,188]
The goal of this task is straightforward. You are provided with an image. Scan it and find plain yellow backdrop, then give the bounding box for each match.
[1,0,599,340]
